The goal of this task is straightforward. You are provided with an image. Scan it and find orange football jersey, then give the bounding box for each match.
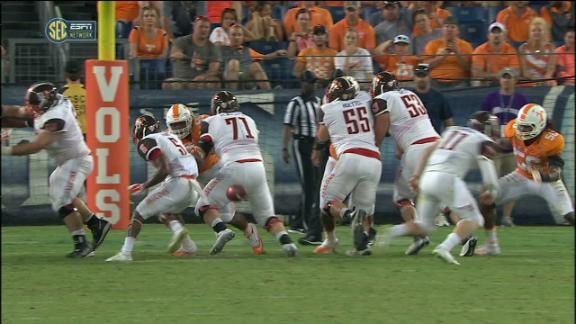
[181,114,220,174]
[504,119,564,179]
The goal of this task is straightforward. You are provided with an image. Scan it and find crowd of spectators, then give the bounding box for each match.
[112,1,575,90]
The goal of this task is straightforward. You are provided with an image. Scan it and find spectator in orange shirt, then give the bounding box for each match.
[222,25,288,90]
[287,8,315,58]
[540,1,574,43]
[423,16,474,88]
[374,35,420,84]
[129,6,169,59]
[284,1,334,36]
[471,22,520,87]
[329,1,376,52]
[496,1,538,45]
[518,18,557,87]
[294,25,338,85]
[206,1,243,24]
[555,30,575,85]
[412,1,452,38]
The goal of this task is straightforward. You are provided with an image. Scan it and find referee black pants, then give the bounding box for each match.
[291,136,322,237]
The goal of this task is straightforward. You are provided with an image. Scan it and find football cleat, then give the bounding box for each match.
[435,214,450,227]
[171,249,196,257]
[66,244,93,258]
[88,217,112,251]
[459,236,478,257]
[313,239,339,254]
[346,248,373,256]
[405,236,431,255]
[168,228,189,254]
[105,252,133,262]
[351,209,369,251]
[298,235,323,246]
[501,217,515,227]
[282,243,299,257]
[367,227,377,247]
[433,247,460,265]
[474,244,501,256]
[209,229,236,255]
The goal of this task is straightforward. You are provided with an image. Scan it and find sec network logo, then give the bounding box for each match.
[46,18,97,44]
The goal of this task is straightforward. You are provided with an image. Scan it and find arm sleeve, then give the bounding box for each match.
[137,137,162,161]
[371,98,389,117]
[283,100,296,125]
[41,118,65,132]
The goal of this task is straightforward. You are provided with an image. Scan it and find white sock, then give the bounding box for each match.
[181,236,197,252]
[71,229,86,236]
[211,218,224,227]
[121,237,136,254]
[439,233,462,252]
[169,220,183,233]
[487,230,498,244]
[275,230,288,240]
[388,224,410,238]
[326,231,337,243]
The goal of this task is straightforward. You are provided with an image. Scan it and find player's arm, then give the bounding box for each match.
[312,109,329,166]
[138,137,169,189]
[371,98,390,148]
[477,141,500,199]
[409,140,440,193]
[1,105,34,128]
[539,155,564,182]
[2,119,63,155]
[197,121,214,156]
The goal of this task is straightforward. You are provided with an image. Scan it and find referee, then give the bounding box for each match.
[282,71,322,245]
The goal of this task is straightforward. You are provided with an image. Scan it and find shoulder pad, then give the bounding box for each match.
[137,137,161,161]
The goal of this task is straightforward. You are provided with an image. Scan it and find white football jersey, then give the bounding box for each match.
[374,89,439,151]
[138,132,199,178]
[426,126,494,178]
[34,96,90,165]
[320,92,378,157]
[203,112,262,165]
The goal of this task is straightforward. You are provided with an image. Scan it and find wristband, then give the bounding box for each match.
[1,146,13,155]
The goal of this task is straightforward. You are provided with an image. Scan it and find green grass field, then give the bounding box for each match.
[2,225,574,324]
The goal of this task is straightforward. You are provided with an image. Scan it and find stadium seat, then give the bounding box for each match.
[327,6,346,23]
[448,7,487,23]
[248,41,288,55]
[459,21,487,47]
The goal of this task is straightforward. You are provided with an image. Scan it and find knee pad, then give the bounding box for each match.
[264,216,282,231]
[395,199,414,209]
[58,204,77,219]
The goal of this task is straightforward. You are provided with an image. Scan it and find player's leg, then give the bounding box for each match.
[433,178,485,265]
[247,163,297,256]
[228,212,264,255]
[313,157,356,254]
[538,180,574,225]
[345,156,381,256]
[49,160,92,258]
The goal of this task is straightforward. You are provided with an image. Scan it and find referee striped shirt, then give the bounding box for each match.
[283,95,320,137]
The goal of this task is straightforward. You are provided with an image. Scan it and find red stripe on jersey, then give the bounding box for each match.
[342,148,381,160]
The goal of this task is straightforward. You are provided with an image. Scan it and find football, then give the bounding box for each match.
[226,184,247,201]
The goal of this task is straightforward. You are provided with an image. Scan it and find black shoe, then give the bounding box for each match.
[352,210,369,251]
[367,227,377,247]
[298,235,323,246]
[404,236,430,255]
[66,243,93,258]
[459,236,478,257]
[87,217,112,251]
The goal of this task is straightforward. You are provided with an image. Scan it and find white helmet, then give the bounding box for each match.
[166,103,193,139]
[515,103,547,140]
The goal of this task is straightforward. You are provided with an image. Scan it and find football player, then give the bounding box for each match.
[371,71,441,255]
[382,111,501,265]
[194,91,298,256]
[106,115,203,261]
[312,76,387,256]
[2,83,111,257]
[165,103,265,255]
[476,103,574,255]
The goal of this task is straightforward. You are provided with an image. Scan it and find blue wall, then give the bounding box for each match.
[1,86,574,225]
